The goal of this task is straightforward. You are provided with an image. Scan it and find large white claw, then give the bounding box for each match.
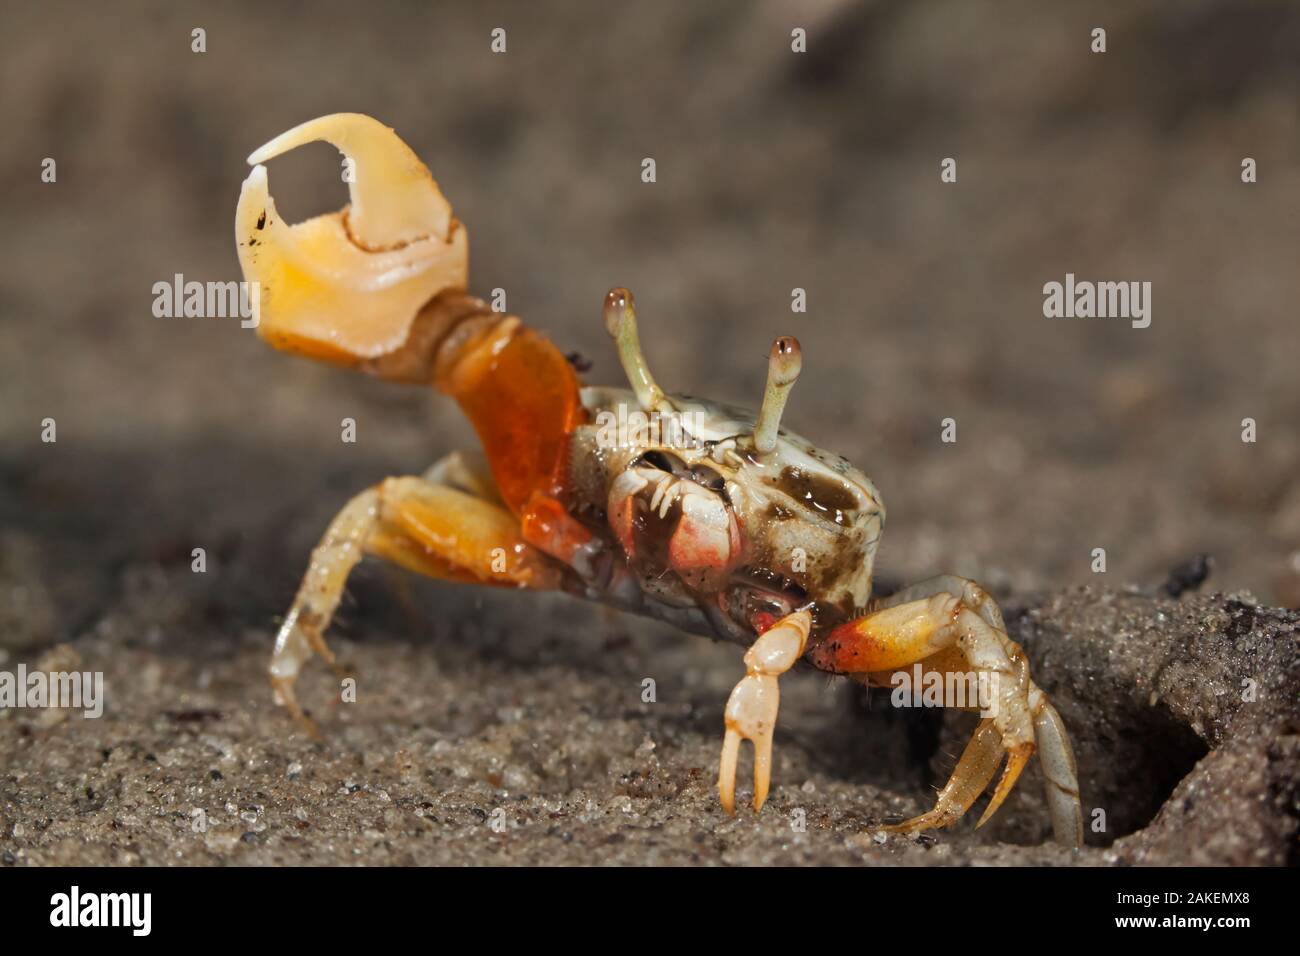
[235,113,468,361]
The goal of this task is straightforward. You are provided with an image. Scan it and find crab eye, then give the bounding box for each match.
[635,450,681,474]
[688,465,726,492]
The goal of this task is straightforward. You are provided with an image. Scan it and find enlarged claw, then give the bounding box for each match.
[235,113,469,362]
[718,609,811,814]
[248,113,452,249]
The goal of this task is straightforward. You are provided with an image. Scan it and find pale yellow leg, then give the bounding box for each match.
[269,474,560,733]
[818,576,1082,846]
[889,579,1082,844]
[717,609,812,814]
[879,718,1003,833]
[270,488,379,733]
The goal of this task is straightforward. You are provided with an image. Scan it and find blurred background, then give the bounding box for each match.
[2,0,1298,649]
[1,0,1299,867]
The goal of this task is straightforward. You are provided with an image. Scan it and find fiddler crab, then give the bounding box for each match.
[234,113,1083,846]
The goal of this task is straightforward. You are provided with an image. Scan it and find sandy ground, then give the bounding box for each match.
[1,1,1298,865]
[1,585,1297,865]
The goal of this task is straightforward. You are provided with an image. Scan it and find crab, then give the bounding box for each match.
[233,113,1083,847]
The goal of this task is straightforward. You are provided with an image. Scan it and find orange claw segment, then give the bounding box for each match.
[367,529,487,586]
[444,322,588,515]
[809,598,954,674]
[381,479,563,589]
[519,491,598,570]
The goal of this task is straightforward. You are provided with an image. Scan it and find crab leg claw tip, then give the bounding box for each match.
[973,743,1033,829]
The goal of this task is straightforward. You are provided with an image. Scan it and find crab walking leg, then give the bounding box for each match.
[1029,683,1084,847]
[270,487,379,724]
[876,662,1081,843]
[808,582,1081,845]
[878,718,1004,833]
[875,577,1082,844]
[873,574,1007,630]
[869,575,1082,844]
[270,476,562,728]
[718,609,812,813]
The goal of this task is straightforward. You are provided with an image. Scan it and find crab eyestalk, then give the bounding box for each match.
[752,336,802,453]
[234,113,468,363]
[603,287,666,412]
